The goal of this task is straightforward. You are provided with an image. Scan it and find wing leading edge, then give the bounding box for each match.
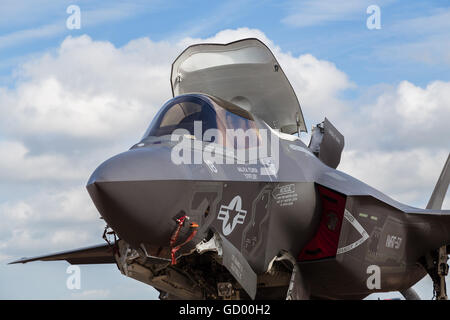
[9,243,115,265]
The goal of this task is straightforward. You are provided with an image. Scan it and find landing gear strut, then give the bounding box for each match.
[436,246,449,300]
[424,246,449,300]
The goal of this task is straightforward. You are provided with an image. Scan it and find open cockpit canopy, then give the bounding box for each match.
[171,38,306,134]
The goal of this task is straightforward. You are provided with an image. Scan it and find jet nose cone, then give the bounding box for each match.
[87,149,145,186]
[86,149,190,250]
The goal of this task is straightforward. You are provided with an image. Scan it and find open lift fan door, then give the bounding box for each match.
[171,38,307,134]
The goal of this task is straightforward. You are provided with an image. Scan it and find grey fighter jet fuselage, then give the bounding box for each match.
[11,39,450,300]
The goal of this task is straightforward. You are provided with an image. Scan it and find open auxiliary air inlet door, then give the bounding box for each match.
[171,38,307,134]
[309,118,345,169]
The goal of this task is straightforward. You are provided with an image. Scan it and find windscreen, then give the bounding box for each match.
[143,95,260,149]
[145,96,216,138]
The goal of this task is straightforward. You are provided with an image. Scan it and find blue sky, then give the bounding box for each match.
[0,0,449,300]
[1,0,449,87]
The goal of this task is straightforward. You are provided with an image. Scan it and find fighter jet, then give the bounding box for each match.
[11,38,450,300]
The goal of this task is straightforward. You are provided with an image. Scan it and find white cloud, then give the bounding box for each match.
[0,187,100,226]
[333,79,450,208]
[0,226,99,258]
[279,53,354,120]
[341,80,450,151]
[339,149,449,206]
[0,141,86,181]
[0,35,174,143]
[0,187,102,257]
